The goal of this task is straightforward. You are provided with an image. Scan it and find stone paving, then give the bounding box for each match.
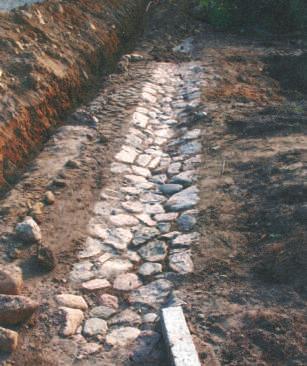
[55,62,204,361]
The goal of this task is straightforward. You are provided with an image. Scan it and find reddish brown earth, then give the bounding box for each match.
[0,0,145,189]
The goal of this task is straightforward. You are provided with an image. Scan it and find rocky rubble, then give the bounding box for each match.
[0,264,39,352]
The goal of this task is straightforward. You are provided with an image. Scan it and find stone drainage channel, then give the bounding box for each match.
[57,62,205,363]
[1,60,205,364]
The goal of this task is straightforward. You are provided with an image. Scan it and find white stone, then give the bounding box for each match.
[113,273,142,291]
[122,201,144,214]
[81,278,111,291]
[56,294,88,310]
[83,318,108,337]
[115,146,137,164]
[106,327,141,347]
[110,214,139,227]
[132,165,151,178]
[16,216,41,243]
[60,307,84,337]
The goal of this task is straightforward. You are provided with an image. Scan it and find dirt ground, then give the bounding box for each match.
[0,0,306,365]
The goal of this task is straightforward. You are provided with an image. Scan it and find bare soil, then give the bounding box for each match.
[0,0,306,365]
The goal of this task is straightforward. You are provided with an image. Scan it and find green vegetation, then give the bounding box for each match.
[200,0,307,32]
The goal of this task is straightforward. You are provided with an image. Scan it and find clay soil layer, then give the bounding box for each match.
[0,0,145,188]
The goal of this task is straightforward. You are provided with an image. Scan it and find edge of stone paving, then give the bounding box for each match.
[162,306,202,366]
[0,0,146,187]
[55,62,205,362]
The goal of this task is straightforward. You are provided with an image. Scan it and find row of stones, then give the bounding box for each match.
[55,62,204,360]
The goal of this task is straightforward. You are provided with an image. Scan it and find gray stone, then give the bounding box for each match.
[183,129,201,140]
[159,184,183,196]
[83,318,108,337]
[60,307,84,337]
[0,326,18,352]
[165,186,199,212]
[103,227,133,251]
[56,294,88,311]
[129,279,173,309]
[150,174,167,185]
[157,222,171,234]
[177,213,197,232]
[179,141,202,156]
[106,327,141,347]
[167,162,182,176]
[145,203,165,215]
[70,261,94,283]
[138,241,168,262]
[96,258,133,280]
[169,251,194,274]
[183,155,202,170]
[0,265,23,295]
[170,170,197,187]
[79,237,103,259]
[16,216,42,243]
[89,306,117,319]
[132,227,160,246]
[0,295,39,325]
[138,262,162,276]
[113,273,142,291]
[171,233,200,248]
[109,309,141,326]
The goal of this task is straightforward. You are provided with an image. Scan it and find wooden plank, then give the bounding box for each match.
[162,306,201,366]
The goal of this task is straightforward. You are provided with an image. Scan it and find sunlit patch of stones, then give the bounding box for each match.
[55,62,204,359]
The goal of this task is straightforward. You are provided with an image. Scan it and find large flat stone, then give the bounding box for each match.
[169,251,194,274]
[115,146,137,164]
[59,307,84,337]
[132,226,160,246]
[106,327,141,347]
[129,279,173,309]
[113,273,142,291]
[110,214,139,227]
[83,318,108,337]
[96,258,133,280]
[165,186,199,212]
[138,241,168,262]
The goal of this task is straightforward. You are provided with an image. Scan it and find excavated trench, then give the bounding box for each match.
[0,0,146,190]
[0,1,206,365]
